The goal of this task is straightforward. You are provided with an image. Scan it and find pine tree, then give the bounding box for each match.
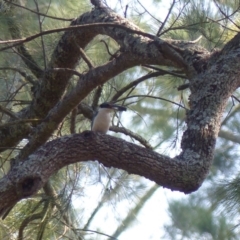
[1,0,240,239]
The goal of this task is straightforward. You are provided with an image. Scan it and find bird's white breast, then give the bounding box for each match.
[92,108,113,133]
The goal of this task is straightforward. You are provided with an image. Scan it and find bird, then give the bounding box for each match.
[91,102,127,133]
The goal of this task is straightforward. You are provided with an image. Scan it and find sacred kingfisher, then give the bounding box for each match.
[91,102,127,133]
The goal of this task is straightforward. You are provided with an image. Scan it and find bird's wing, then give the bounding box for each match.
[91,110,98,130]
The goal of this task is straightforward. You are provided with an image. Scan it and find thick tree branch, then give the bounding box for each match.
[0,131,210,213]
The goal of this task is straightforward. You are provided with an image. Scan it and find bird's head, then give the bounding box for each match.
[99,102,127,112]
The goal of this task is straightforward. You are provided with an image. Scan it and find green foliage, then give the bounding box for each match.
[165,195,239,240]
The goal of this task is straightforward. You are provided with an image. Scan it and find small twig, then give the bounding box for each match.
[13,101,31,106]
[77,228,118,240]
[0,147,22,150]
[6,16,43,78]
[177,83,189,90]
[213,0,240,29]
[110,126,153,149]
[221,104,240,126]
[231,95,240,104]
[100,39,115,57]
[0,119,41,128]
[0,67,36,84]
[78,48,94,69]
[124,4,128,18]
[119,86,135,111]
[77,103,94,120]
[70,108,77,134]
[117,94,188,110]
[207,17,239,33]
[0,99,31,103]
[158,1,191,37]
[188,35,203,44]
[92,86,103,110]
[171,94,184,149]
[41,0,51,24]
[18,201,49,240]
[157,0,176,36]
[222,96,235,124]
[160,22,209,36]
[0,105,19,119]
[111,71,168,102]
[7,83,29,104]
[51,68,82,77]
[143,65,186,78]
[5,0,73,21]
[34,0,47,70]
[137,0,162,24]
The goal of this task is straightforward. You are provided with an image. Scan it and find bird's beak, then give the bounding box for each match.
[111,104,127,111]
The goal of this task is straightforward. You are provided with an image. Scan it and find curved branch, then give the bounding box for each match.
[0,131,205,215]
[111,71,167,102]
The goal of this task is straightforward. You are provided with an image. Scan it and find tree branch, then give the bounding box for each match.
[0,131,211,214]
[219,130,240,144]
[6,17,43,78]
[5,0,73,21]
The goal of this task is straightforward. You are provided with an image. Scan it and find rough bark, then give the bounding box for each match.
[0,131,209,212]
[0,3,240,215]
